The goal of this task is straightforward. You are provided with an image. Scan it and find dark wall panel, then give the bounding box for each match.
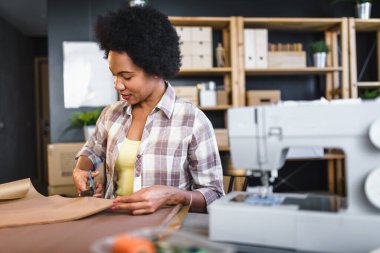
[0,17,36,183]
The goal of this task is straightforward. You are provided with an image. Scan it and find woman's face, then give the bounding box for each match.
[108,50,160,105]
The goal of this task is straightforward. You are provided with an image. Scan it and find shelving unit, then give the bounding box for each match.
[169,16,239,105]
[348,18,380,98]
[170,16,350,194]
[233,17,348,194]
[245,67,342,75]
[236,17,350,105]
[169,17,239,159]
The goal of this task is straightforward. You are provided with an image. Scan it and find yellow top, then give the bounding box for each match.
[115,138,141,197]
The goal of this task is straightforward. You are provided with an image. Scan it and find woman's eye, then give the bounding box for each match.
[122,76,132,81]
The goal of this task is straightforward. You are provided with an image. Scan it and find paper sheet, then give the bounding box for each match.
[0,178,43,203]
[0,178,113,228]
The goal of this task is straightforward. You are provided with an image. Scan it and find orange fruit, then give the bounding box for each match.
[112,234,156,253]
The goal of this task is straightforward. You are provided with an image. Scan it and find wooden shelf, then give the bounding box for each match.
[178,67,232,76]
[349,18,380,98]
[218,145,230,152]
[169,16,231,29]
[356,81,380,88]
[199,105,231,111]
[243,18,343,31]
[354,19,380,31]
[245,67,342,76]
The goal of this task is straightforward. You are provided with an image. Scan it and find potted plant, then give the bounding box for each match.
[361,88,380,99]
[308,40,330,68]
[332,0,373,19]
[63,109,101,141]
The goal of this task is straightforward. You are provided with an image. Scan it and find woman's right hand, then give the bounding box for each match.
[72,168,100,195]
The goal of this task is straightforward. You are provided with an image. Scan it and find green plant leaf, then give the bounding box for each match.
[308,40,330,54]
[59,108,102,138]
[362,88,380,99]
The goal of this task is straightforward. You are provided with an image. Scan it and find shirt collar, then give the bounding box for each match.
[124,81,175,119]
[155,81,175,119]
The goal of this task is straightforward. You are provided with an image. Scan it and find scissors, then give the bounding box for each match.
[79,170,96,197]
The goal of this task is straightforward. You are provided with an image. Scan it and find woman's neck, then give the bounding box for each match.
[134,79,166,114]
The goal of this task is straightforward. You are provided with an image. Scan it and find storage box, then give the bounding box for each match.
[214,128,229,148]
[48,184,77,197]
[200,90,217,106]
[217,90,229,105]
[191,41,212,55]
[175,26,192,41]
[246,90,281,105]
[173,86,198,105]
[191,54,212,68]
[175,26,213,68]
[48,143,85,186]
[179,41,192,55]
[181,55,192,68]
[191,26,212,41]
[48,142,105,196]
[268,51,306,68]
[244,29,268,68]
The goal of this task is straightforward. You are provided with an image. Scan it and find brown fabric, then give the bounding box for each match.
[0,178,43,203]
[0,195,113,228]
[0,207,177,253]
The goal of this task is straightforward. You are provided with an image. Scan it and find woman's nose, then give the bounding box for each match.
[114,76,125,91]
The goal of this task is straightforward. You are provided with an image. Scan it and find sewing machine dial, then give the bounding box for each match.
[365,168,380,209]
[369,119,380,149]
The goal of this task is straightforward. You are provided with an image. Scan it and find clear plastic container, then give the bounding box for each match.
[91,226,235,253]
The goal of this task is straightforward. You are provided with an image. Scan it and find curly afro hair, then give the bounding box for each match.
[95,5,181,79]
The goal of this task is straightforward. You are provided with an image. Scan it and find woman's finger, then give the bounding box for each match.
[132,208,155,215]
[95,182,103,191]
[113,201,151,211]
[91,171,100,178]
[113,194,145,203]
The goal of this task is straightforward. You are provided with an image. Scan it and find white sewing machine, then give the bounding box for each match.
[209,100,380,253]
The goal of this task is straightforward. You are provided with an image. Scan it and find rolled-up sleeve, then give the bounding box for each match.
[76,106,109,170]
[188,110,225,205]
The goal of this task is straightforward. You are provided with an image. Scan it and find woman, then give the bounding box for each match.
[72,5,224,215]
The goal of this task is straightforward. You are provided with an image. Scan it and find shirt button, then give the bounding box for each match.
[137,154,141,159]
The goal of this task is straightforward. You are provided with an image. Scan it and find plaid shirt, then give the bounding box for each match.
[77,83,224,205]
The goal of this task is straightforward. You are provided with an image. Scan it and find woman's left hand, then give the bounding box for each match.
[112,185,185,215]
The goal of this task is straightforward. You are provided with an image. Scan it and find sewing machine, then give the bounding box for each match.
[209,100,380,253]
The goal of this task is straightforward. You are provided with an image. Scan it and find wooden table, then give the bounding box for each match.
[0,207,175,253]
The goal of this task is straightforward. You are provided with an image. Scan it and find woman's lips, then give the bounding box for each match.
[121,94,131,100]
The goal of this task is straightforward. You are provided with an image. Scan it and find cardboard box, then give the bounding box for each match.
[48,143,85,186]
[246,90,281,105]
[48,185,77,197]
[268,51,306,68]
[173,86,198,105]
[214,128,229,148]
[217,90,229,105]
[48,142,105,187]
